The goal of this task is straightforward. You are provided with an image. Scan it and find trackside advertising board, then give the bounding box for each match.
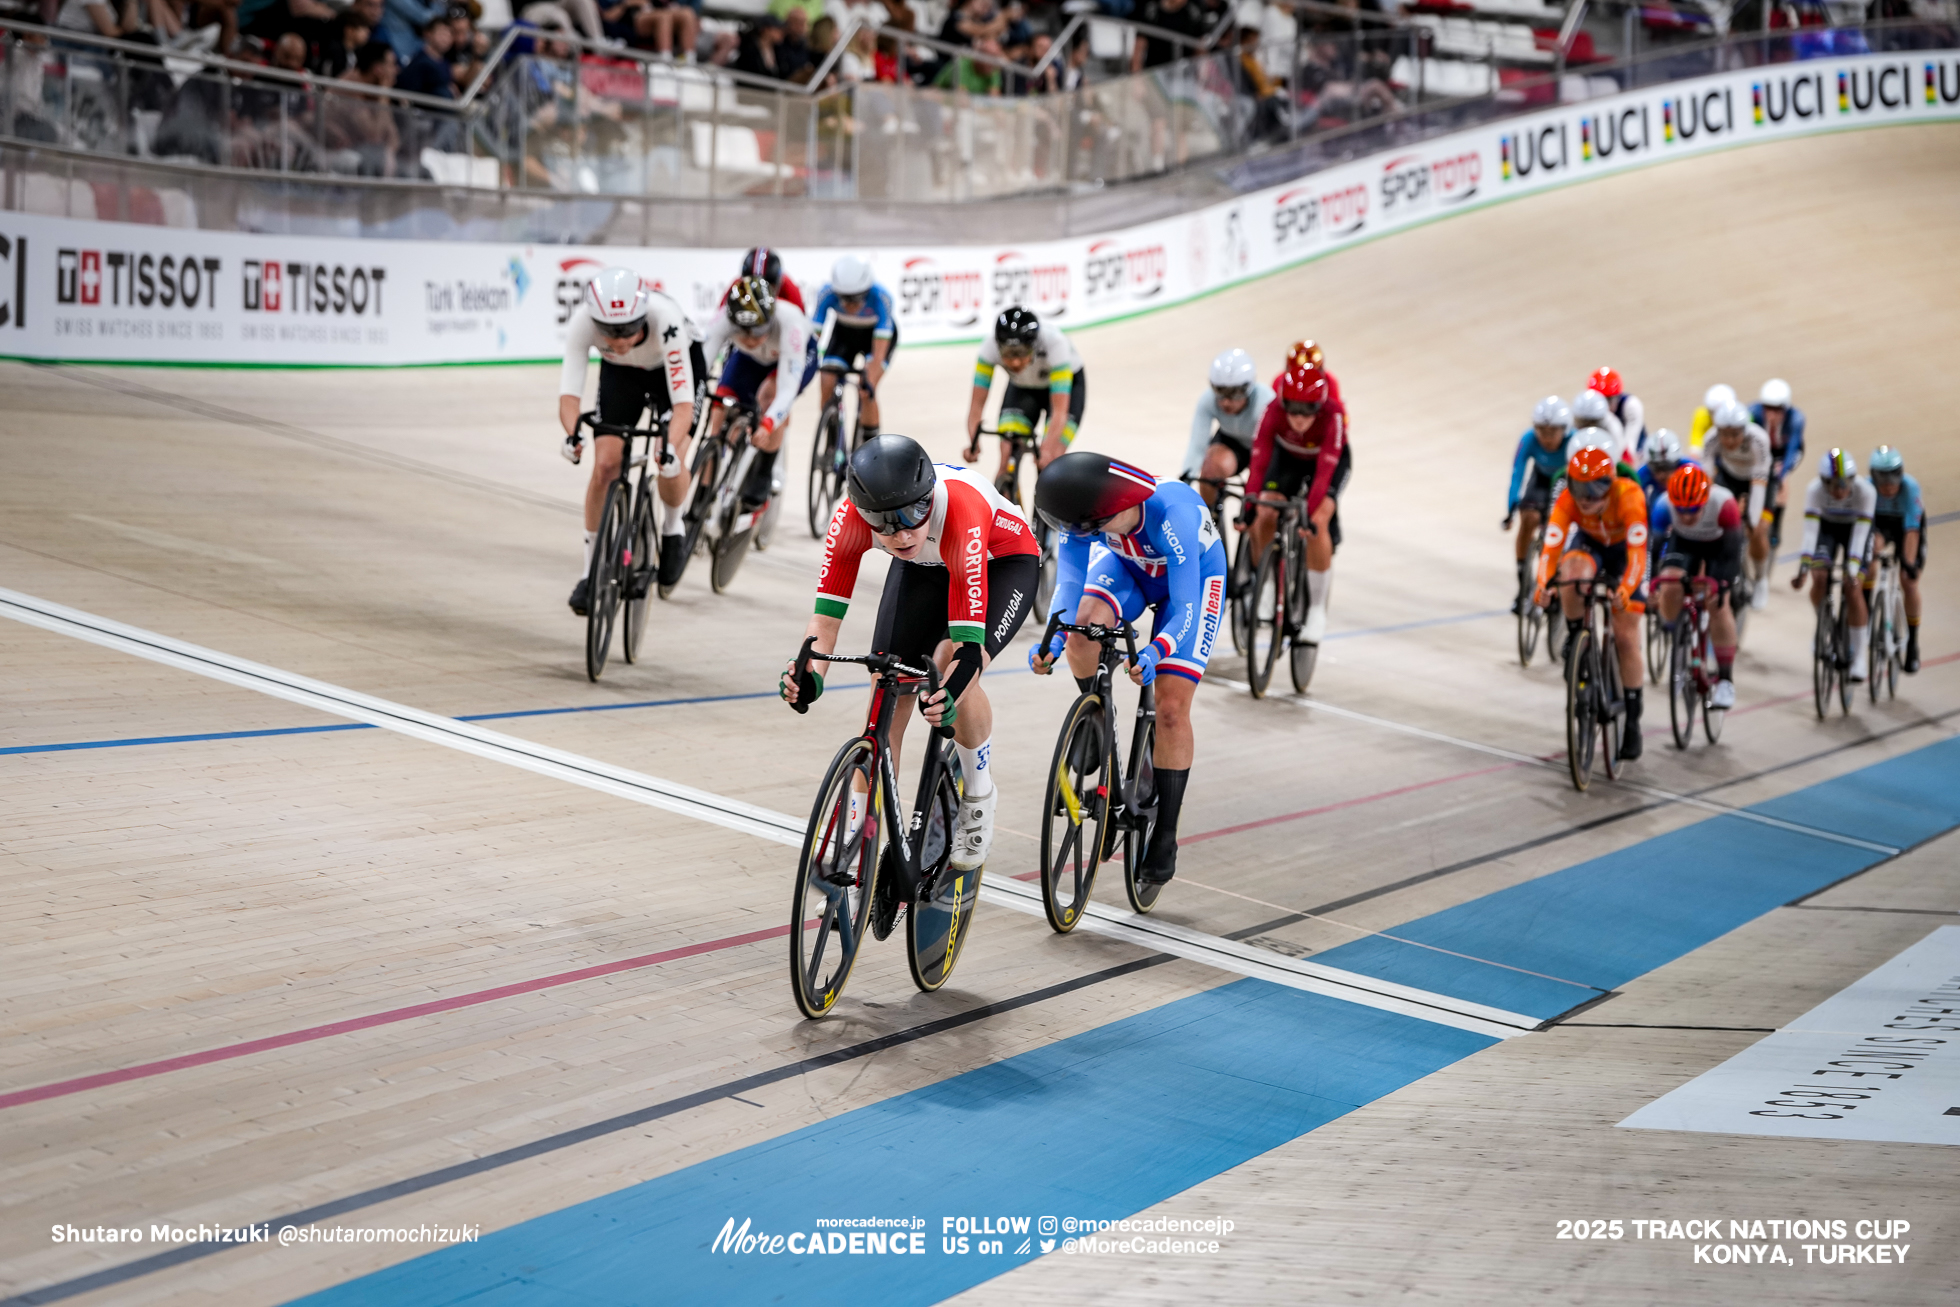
[2,49,1957,365]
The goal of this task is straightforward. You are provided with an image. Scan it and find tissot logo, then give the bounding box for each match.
[241,260,387,315]
[0,234,23,329]
[58,247,222,310]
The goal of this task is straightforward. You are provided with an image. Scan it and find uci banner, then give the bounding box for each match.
[2,47,1957,366]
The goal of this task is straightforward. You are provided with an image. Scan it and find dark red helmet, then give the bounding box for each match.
[1277,363,1330,408]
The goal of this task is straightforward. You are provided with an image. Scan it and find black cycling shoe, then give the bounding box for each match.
[568,577,590,616]
[657,534,687,592]
[1906,631,1921,674]
[1138,828,1179,885]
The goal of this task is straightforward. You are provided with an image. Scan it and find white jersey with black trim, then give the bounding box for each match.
[558,286,701,399]
[1800,475,1877,561]
[701,300,813,425]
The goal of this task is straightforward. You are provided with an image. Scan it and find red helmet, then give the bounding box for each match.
[1287,339,1325,371]
[1566,444,1615,489]
[1667,463,1710,511]
[1277,363,1330,407]
[1587,366,1623,398]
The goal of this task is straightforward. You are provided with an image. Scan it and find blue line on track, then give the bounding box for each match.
[1308,736,1960,1019]
[286,982,1495,1307]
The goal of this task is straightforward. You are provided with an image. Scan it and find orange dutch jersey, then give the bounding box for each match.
[1536,478,1650,602]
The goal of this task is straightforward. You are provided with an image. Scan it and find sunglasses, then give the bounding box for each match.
[593,317,645,340]
[1571,479,1611,501]
[1282,401,1322,418]
[1212,385,1250,402]
[862,496,934,535]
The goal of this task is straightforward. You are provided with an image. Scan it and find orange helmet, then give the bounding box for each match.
[1587,366,1623,398]
[1287,339,1325,371]
[1277,363,1330,407]
[1667,463,1711,511]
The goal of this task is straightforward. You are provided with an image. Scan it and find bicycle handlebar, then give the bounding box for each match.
[794,638,954,738]
[1038,612,1139,668]
[577,410,670,440]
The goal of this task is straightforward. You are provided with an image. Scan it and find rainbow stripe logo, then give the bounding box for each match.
[1579,120,1593,161]
[1661,102,1675,142]
[1751,84,1764,125]
[1499,136,1513,179]
[1928,63,1939,105]
[1838,70,1850,112]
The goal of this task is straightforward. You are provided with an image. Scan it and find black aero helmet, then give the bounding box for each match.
[739,246,783,288]
[847,434,937,533]
[995,305,1040,349]
[1034,451,1159,536]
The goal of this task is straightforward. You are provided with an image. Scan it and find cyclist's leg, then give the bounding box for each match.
[997,383,1043,482]
[1038,368,1085,469]
[1846,530,1872,676]
[1138,550,1224,879]
[1198,437,1244,510]
[939,554,1039,868]
[660,342,708,513]
[868,559,947,790]
[862,323,894,433]
[1653,558,1687,625]
[1250,448,1309,564]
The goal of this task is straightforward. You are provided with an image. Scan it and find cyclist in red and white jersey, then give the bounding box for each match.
[782,435,1039,877]
[716,246,806,314]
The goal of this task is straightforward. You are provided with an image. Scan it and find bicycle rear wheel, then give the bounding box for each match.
[1246,546,1283,698]
[621,489,655,664]
[1517,592,1541,667]
[906,753,977,992]
[1565,628,1597,792]
[1121,718,1161,914]
[710,421,756,594]
[584,479,627,682]
[1667,624,1695,749]
[1598,627,1623,782]
[1836,609,1854,715]
[1644,607,1666,685]
[674,436,722,595]
[1230,531,1255,656]
[1702,629,1727,744]
[789,738,881,1020]
[1039,692,1109,933]
[807,403,844,539]
[1886,589,1902,699]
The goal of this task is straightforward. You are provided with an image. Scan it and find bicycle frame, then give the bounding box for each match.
[1040,614,1154,836]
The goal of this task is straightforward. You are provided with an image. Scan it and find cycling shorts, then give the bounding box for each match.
[1714,466,1763,521]
[1873,513,1927,572]
[872,554,1038,667]
[1516,475,1554,516]
[1814,517,1874,569]
[999,368,1086,445]
[1207,432,1252,475]
[1659,529,1743,584]
[597,345,706,427]
[718,337,819,405]
[1079,540,1228,684]
[1562,533,1645,611]
[1259,444,1349,551]
[821,320,898,371]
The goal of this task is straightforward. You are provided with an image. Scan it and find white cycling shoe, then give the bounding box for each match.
[1710,678,1736,710]
[1849,654,1869,684]
[1301,606,1328,644]
[949,785,996,872]
[1750,583,1769,611]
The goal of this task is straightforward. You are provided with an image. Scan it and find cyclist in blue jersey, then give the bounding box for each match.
[1503,396,1573,613]
[1637,429,1684,505]
[1753,378,1806,550]
[1869,445,1926,673]
[809,255,897,442]
[1030,452,1227,887]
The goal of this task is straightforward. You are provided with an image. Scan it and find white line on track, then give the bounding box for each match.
[1211,676,1900,857]
[1,585,1537,1039]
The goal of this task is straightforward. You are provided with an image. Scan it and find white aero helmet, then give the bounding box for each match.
[1759,377,1793,408]
[1532,395,1571,428]
[1645,428,1683,467]
[1713,399,1751,430]
[1570,389,1610,426]
[1703,383,1736,411]
[830,254,874,297]
[585,266,651,338]
[1209,348,1258,391]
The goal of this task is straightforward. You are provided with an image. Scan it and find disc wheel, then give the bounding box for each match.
[1246,546,1283,699]
[1565,628,1597,792]
[789,738,880,1020]
[1039,693,1109,933]
[807,403,844,539]
[1121,718,1161,914]
[906,756,977,992]
[584,479,627,682]
[621,492,655,664]
[1667,625,1696,749]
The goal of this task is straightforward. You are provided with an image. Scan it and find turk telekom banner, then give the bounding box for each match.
[2,48,1957,366]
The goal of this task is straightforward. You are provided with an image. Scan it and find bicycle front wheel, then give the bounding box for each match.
[1667,624,1695,750]
[1565,628,1597,792]
[1812,603,1834,720]
[1040,692,1110,933]
[584,479,628,682]
[1644,606,1666,685]
[1702,629,1727,744]
[789,737,881,1020]
[621,489,655,664]
[1246,546,1283,699]
[907,754,978,992]
[1230,531,1255,656]
[807,404,843,539]
[1836,609,1854,715]
[675,435,722,591]
[1122,717,1161,914]
[1598,627,1624,782]
[1517,591,1541,667]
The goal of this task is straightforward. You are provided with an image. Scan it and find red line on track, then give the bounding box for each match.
[0,923,793,1112]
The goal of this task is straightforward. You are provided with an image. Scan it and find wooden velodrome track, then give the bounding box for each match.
[3,125,1959,1306]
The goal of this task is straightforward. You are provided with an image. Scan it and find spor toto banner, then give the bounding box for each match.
[2,48,1957,366]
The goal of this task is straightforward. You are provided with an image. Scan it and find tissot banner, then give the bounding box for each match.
[4,48,1956,366]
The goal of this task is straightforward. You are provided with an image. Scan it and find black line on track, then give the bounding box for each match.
[1555,1023,1777,1033]
[0,955,1173,1307]
[1786,903,1960,917]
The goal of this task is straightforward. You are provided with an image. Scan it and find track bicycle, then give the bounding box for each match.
[1660,573,1728,748]
[1035,614,1163,926]
[1557,573,1628,792]
[1803,555,1856,719]
[684,394,770,594]
[1866,542,1905,703]
[575,409,674,683]
[1244,488,1319,697]
[784,640,979,1018]
[1512,515,1555,668]
[1188,473,1258,656]
[807,363,871,539]
[966,424,1058,618]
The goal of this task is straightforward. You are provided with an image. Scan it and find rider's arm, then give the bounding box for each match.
[1535,490,1574,596]
[1848,482,1876,568]
[1506,434,1533,513]
[1616,481,1649,606]
[1747,475,1767,525]
[1800,480,1824,558]
[938,486,993,700]
[1244,401,1282,503]
[812,500,875,629]
[1904,477,1926,532]
[969,342,997,439]
[558,312,599,434]
[1304,409,1346,517]
[1781,408,1806,478]
[764,311,807,426]
[1182,394,1218,479]
[1040,533,1092,656]
[1619,394,1645,449]
[700,317,734,386]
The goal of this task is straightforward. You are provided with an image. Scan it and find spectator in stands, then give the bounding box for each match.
[836,21,877,82]
[54,0,185,41]
[314,2,379,76]
[379,0,449,62]
[242,0,337,49]
[324,40,401,174]
[520,0,603,43]
[604,0,700,59]
[1236,25,1289,140]
[804,14,841,82]
[7,30,59,144]
[949,0,1008,45]
[1132,0,1211,70]
[933,33,1003,92]
[449,5,490,91]
[736,12,786,77]
[776,5,814,79]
